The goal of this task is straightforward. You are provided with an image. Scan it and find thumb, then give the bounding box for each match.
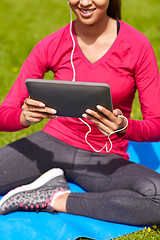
[113,109,123,117]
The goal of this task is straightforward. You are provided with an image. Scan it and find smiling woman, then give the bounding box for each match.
[0,0,160,228]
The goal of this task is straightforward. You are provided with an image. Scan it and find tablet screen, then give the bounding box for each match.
[25,79,113,118]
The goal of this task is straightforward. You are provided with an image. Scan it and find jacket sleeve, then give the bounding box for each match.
[0,41,49,132]
[123,39,160,142]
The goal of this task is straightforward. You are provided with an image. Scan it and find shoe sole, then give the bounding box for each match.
[0,168,64,207]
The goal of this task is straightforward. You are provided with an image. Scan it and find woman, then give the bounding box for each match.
[0,0,160,225]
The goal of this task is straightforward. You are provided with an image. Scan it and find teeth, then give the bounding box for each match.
[81,9,94,14]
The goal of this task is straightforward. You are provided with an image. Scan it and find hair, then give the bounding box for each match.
[107,0,121,20]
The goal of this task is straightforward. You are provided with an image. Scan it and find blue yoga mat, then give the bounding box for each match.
[0,141,159,240]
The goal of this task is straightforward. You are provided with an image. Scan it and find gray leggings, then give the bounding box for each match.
[1,131,160,226]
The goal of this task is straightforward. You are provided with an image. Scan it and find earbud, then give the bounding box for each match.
[67,0,69,4]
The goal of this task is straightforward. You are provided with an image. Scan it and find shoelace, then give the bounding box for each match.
[19,198,50,213]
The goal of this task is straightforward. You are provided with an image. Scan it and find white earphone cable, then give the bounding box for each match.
[69,8,76,82]
[79,116,128,153]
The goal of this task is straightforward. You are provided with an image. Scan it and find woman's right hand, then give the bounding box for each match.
[20,98,57,128]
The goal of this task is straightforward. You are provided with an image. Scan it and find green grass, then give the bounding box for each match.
[77,225,160,240]
[0,0,160,239]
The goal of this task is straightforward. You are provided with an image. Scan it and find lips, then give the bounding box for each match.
[80,8,95,14]
[78,7,96,17]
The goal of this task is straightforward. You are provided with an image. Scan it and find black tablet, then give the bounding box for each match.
[25,79,113,118]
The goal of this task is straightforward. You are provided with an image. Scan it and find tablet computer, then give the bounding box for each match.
[25,79,113,118]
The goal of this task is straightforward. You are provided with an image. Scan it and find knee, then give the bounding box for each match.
[134,177,157,199]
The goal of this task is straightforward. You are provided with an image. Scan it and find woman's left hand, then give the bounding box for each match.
[82,105,127,137]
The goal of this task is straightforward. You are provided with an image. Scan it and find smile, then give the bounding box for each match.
[80,8,96,14]
[77,7,96,18]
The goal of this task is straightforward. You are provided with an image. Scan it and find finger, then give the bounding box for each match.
[98,128,111,136]
[24,116,43,125]
[96,105,116,121]
[43,107,57,115]
[82,113,113,135]
[113,109,123,117]
[85,108,113,126]
[112,109,127,130]
[83,111,106,124]
[83,108,123,132]
[96,106,125,131]
[24,98,46,108]
[23,111,57,121]
[26,106,57,115]
[23,99,57,115]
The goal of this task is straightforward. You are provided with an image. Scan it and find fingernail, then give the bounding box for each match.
[39,102,45,107]
[82,114,87,118]
[51,109,57,114]
[86,109,92,114]
[97,105,103,110]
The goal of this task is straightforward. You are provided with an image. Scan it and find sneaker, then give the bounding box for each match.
[0,168,70,215]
